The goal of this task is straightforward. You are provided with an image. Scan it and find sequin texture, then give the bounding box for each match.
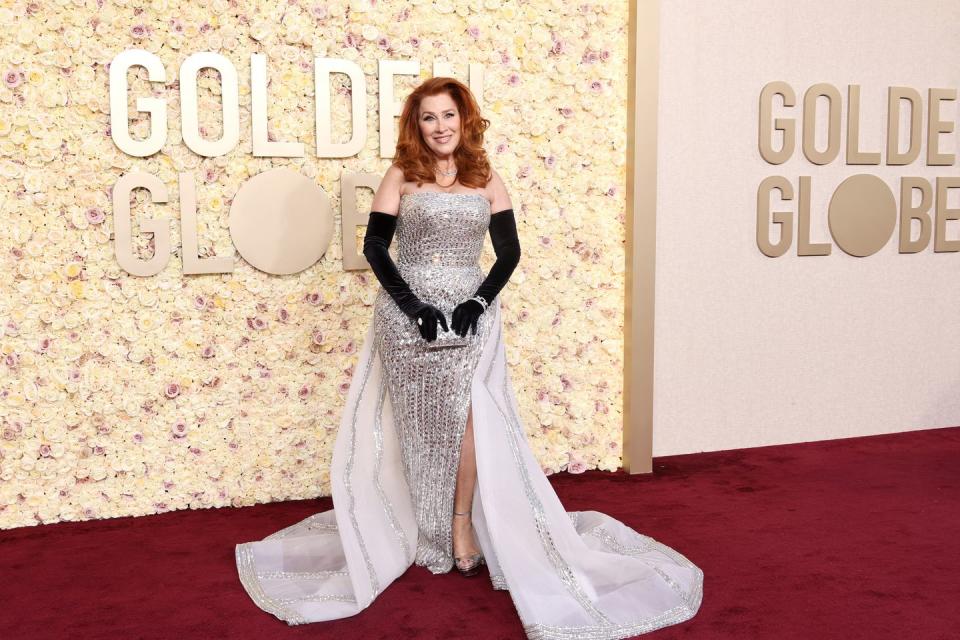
[373,191,495,574]
[234,190,704,637]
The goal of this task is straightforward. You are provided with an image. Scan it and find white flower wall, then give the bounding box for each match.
[0,0,628,529]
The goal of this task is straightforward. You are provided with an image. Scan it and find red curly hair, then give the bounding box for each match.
[394,77,492,189]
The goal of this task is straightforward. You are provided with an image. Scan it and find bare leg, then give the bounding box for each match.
[452,402,482,568]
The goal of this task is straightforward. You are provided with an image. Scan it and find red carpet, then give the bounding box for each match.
[2,426,958,639]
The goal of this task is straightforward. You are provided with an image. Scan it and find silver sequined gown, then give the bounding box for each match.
[235,192,704,639]
[372,191,497,573]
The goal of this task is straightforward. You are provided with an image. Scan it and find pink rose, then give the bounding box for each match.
[568,460,587,474]
[246,316,267,330]
[3,69,22,89]
[86,207,105,224]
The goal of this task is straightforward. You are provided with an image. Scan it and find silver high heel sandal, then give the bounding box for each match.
[452,510,485,577]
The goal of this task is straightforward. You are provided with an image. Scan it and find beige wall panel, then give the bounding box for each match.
[655,0,960,455]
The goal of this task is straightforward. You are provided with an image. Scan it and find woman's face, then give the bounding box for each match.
[418,92,461,158]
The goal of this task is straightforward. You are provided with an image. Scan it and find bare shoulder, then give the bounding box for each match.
[371,164,405,216]
[383,164,406,190]
[486,167,513,214]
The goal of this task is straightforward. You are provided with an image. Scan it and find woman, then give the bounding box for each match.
[235,78,703,638]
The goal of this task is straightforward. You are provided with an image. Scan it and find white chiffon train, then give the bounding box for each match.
[235,306,704,639]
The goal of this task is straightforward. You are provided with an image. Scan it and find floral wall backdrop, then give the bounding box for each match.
[0,0,628,529]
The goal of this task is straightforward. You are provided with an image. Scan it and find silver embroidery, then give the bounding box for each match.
[373,362,412,562]
[373,191,494,574]
[234,543,307,625]
[517,523,704,639]
[257,570,349,580]
[484,319,611,625]
[274,594,356,606]
[236,544,356,627]
[343,337,382,602]
[236,189,704,636]
[588,526,703,611]
[586,526,654,555]
[264,514,338,541]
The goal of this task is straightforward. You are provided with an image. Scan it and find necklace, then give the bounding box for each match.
[434,163,458,191]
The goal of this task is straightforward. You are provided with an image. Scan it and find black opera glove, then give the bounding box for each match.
[451,208,521,338]
[362,211,449,342]
[413,305,449,342]
[451,298,484,337]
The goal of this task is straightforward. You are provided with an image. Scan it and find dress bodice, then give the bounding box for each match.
[395,192,491,269]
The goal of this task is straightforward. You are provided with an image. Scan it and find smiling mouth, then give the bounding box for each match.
[435,135,451,143]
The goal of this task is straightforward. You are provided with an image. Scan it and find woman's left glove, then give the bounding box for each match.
[451,298,485,337]
[451,208,521,337]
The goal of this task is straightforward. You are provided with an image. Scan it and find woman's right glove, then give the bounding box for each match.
[362,211,448,342]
